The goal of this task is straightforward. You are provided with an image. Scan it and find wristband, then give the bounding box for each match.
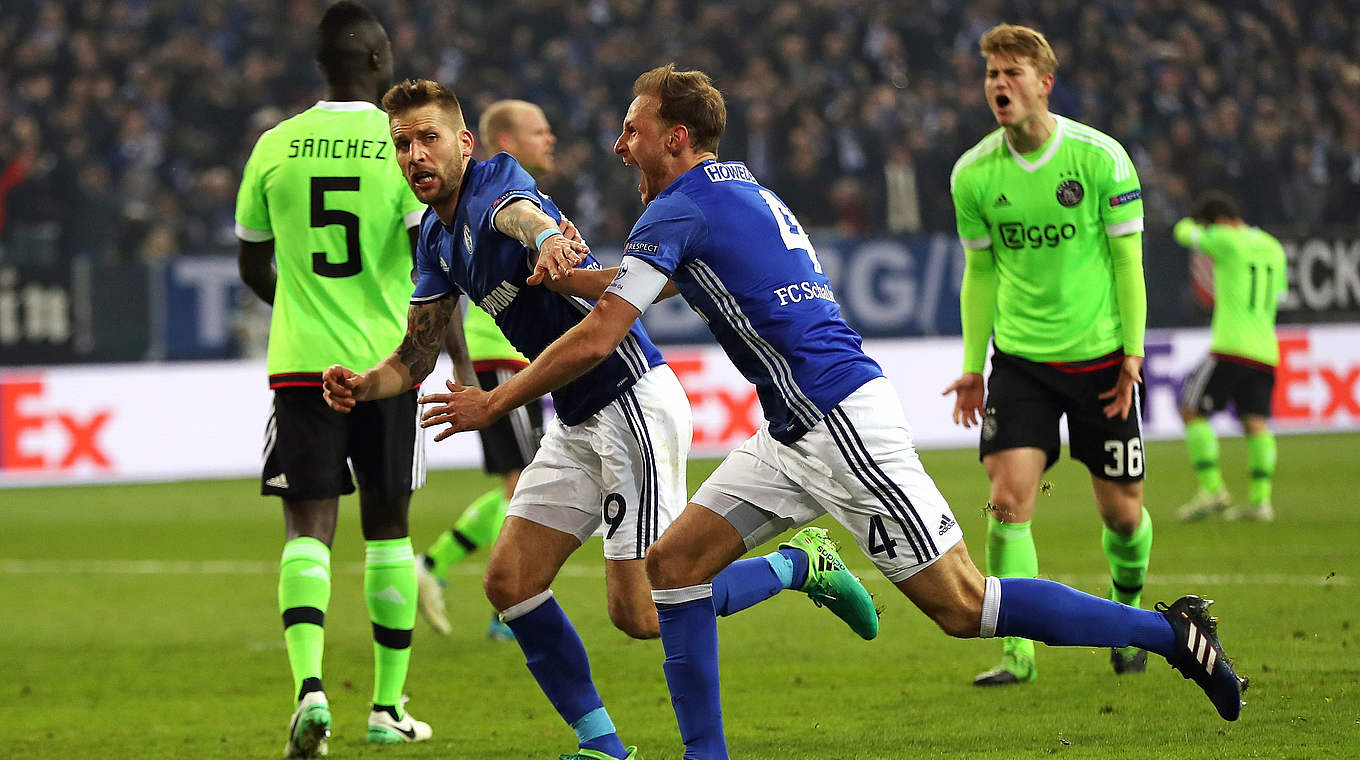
[534,227,563,251]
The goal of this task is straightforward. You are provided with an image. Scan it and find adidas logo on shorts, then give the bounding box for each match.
[938,514,956,535]
[266,473,290,489]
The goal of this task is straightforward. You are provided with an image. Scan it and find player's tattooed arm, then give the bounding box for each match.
[396,298,454,385]
[492,199,592,284]
[328,297,453,407]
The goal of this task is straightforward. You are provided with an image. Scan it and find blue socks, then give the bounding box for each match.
[710,548,807,616]
[995,578,1175,655]
[655,586,728,760]
[501,591,628,759]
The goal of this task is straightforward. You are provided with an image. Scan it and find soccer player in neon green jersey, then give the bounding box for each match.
[1174,192,1286,522]
[414,100,560,640]
[944,23,1152,685]
[234,2,437,753]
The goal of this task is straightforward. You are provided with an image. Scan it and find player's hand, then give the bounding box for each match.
[527,233,590,286]
[943,372,985,427]
[559,215,583,244]
[419,379,500,441]
[322,364,364,413]
[1099,355,1144,419]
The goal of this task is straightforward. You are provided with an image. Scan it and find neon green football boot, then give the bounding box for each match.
[780,527,879,640]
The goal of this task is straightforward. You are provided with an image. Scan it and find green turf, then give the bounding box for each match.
[1,434,1356,759]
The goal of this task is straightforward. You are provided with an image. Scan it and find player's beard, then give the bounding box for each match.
[414,160,463,207]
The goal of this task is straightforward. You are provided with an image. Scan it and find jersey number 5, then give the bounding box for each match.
[311,177,362,278]
[758,189,823,274]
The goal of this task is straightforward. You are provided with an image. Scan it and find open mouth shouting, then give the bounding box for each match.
[411,170,437,192]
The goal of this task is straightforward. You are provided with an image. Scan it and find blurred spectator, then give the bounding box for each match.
[1,0,1357,264]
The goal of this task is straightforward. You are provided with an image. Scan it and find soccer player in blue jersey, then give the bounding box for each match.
[322,78,875,760]
[420,64,1248,758]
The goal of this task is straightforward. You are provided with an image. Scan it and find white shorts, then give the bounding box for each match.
[692,376,963,582]
[508,364,691,561]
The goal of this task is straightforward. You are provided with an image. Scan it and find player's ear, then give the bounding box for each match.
[461,129,475,157]
[668,124,687,154]
[1040,71,1054,96]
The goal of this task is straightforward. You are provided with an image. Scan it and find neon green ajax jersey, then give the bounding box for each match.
[235,101,425,380]
[1175,220,1286,365]
[951,115,1144,362]
[463,303,526,363]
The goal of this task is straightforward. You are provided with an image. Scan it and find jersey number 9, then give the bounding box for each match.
[311,176,362,278]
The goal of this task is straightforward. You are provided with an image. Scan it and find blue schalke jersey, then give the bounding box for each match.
[622,160,882,443]
[412,154,664,425]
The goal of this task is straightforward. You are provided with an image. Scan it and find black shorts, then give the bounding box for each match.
[980,349,1145,482]
[475,367,544,475]
[261,386,422,501]
[1179,353,1276,419]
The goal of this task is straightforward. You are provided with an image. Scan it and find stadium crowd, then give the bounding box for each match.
[1,0,1356,265]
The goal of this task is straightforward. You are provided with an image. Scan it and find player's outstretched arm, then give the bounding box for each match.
[541,264,680,303]
[419,293,640,440]
[322,298,454,412]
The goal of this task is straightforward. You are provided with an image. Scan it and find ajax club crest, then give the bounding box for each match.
[1056,179,1084,207]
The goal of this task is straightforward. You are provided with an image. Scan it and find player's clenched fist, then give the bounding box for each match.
[322,364,364,412]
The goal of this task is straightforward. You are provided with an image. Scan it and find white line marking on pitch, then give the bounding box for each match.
[0,559,1350,587]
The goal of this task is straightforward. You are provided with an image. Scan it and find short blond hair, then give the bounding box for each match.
[478,99,537,150]
[382,78,466,130]
[979,24,1058,76]
[633,63,726,154]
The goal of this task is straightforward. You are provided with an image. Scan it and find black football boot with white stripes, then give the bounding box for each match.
[1157,595,1248,720]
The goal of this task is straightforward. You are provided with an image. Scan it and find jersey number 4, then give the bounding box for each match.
[311,177,362,278]
[758,189,823,274]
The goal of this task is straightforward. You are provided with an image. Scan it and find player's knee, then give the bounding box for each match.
[985,489,1029,522]
[608,597,659,640]
[645,541,687,589]
[928,595,984,639]
[1179,406,1201,424]
[483,562,542,612]
[1104,512,1142,536]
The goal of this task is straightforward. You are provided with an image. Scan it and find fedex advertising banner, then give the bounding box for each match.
[2,325,1357,487]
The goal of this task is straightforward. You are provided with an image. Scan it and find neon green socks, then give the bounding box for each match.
[425,489,509,578]
[1247,430,1277,505]
[987,518,1038,663]
[280,537,331,701]
[365,538,417,711]
[1185,418,1225,494]
[1102,507,1152,608]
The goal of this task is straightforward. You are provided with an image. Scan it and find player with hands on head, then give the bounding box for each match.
[1173,191,1286,523]
[944,23,1156,686]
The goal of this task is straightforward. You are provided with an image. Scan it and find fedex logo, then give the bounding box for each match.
[0,375,113,472]
[668,353,761,451]
[1142,331,1359,427]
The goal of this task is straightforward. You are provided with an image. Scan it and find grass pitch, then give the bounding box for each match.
[1,434,1356,759]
